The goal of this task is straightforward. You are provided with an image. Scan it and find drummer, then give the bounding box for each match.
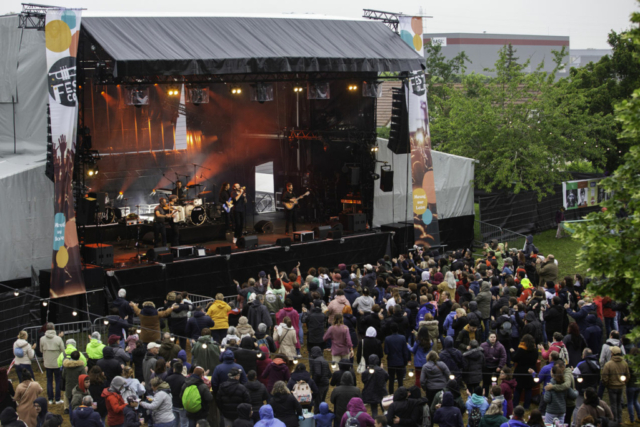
[172,181,186,203]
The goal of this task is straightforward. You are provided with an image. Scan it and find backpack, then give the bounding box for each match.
[557,345,570,364]
[345,411,363,427]
[292,381,313,404]
[256,337,268,348]
[499,319,512,338]
[182,384,202,413]
[468,406,482,427]
[14,347,24,358]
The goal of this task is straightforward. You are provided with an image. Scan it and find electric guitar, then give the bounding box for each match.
[223,187,246,213]
[283,191,310,210]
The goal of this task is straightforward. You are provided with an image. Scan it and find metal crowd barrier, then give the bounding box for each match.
[23,320,93,355]
[475,220,527,252]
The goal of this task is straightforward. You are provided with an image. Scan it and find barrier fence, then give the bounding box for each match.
[475,220,528,252]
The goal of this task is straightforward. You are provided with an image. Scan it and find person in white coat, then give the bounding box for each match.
[13,331,36,383]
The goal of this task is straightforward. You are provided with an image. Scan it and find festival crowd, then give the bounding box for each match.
[1,238,637,427]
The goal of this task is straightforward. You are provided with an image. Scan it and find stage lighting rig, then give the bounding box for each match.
[370,145,379,153]
[167,86,180,96]
[87,165,99,177]
[348,84,358,91]
[230,86,242,95]
[293,84,304,93]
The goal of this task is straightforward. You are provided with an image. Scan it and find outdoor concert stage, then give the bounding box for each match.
[104,228,392,305]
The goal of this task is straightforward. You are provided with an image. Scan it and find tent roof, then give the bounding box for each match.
[81,16,425,77]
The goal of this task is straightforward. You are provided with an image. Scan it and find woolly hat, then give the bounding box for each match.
[108,335,120,345]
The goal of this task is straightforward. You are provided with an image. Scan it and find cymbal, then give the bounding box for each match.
[198,191,212,195]
[187,184,203,188]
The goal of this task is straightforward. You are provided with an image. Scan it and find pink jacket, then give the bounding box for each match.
[323,324,353,356]
[327,295,350,325]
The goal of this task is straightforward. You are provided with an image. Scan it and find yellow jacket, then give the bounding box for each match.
[207,300,231,330]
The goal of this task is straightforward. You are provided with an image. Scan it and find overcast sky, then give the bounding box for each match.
[4,0,637,49]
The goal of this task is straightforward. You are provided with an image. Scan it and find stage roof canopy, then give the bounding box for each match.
[81,16,425,77]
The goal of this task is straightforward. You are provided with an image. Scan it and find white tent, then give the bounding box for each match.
[372,137,475,227]
[0,15,52,282]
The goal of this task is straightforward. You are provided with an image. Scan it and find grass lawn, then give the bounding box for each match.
[530,228,583,278]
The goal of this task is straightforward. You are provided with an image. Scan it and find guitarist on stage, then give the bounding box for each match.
[282,182,298,235]
[218,182,232,231]
[231,183,247,244]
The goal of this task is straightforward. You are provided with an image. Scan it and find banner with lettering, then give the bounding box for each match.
[399,16,441,247]
[562,177,612,210]
[46,9,86,297]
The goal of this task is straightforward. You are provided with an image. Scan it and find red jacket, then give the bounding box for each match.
[101,389,126,426]
[593,297,605,320]
[602,297,616,318]
[541,340,567,361]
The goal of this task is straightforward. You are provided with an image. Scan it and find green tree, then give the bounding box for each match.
[573,5,640,362]
[570,29,640,171]
[424,41,471,115]
[431,45,613,198]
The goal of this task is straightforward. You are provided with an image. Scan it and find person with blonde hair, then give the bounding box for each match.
[13,331,36,383]
[207,294,231,343]
[269,381,302,427]
[479,401,508,427]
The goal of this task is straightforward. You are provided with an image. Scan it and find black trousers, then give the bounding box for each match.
[284,208,297,233]
[221,210,232,230]
[154,221,167,247]
[169,221,179,246]
[233,210,244,239]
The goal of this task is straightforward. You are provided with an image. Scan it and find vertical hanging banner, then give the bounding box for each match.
[46,8,86,298]
[398,16,441,247]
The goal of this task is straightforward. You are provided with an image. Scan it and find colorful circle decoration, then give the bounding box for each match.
[422,209,433,225]
[411,17,423,34]
[45,20,72,53]
[61,10,77,30]
[400,30,414,48]
[413,188,428,215]
[56,246,69,268]
[413,34,423,51]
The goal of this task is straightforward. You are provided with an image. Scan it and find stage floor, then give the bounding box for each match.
[103,211,331,269]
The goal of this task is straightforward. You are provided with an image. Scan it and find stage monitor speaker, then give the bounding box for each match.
[329,229,343,239]
[340,213,367,232]
[82,243,114,267]
[388,87,410,154]
[76,197,97,226]
[238,235,258,249]
[83,264,104,290]
[275,237,292,247]
[328,219,344,234]
[313,225,332,239]
[146,247,174,263]
[380,167,394,192]
[254,220,274,234]
[349,167,360,185]
[216,246,232,255]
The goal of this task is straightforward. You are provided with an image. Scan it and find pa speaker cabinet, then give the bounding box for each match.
[381,223,414,255]
[313,225,331,239]
[254,220,274,234]
[329,229,343,240]
[340,213,367,233]
[293,231,314,243]
[380,168,394,192]
[238,235,258,249]
[83,243,114,267]
[146,247,174,263]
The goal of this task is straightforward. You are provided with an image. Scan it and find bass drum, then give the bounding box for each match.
[186,205,206,226]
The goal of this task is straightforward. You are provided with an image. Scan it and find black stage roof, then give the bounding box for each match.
[81,16,425,77]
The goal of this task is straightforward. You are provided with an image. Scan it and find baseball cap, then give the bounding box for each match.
[147,342,161,350]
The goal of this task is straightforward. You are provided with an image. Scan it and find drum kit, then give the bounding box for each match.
[155,184,220,226]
